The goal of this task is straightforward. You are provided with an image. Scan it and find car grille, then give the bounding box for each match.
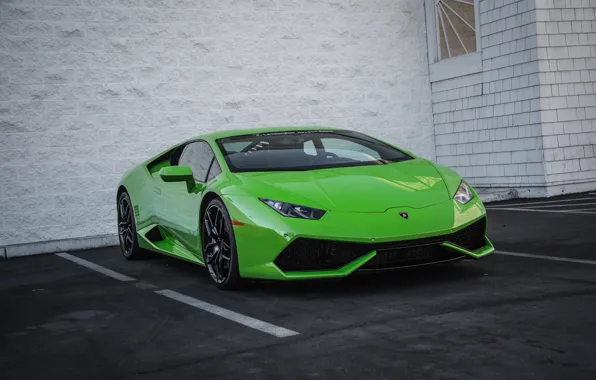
[359,244,461,270]
[274,217,486,272]
[273,238,367,272]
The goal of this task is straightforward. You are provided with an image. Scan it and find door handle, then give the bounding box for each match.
[154,187,161,195]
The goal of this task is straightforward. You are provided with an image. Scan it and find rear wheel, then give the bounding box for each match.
[117,191,146,260]
[201,198,242,290]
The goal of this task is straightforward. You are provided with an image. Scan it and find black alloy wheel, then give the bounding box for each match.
[202,198,241,289]
[117,192,145,260]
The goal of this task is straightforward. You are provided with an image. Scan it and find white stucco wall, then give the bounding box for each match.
[0,0,434,254]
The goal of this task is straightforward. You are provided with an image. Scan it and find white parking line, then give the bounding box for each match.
[56,252,137,282]
[487,208,596,214]
[156,289,299,338]
[56,253,299,338]
[487,196,596,208]
[496,250,596,266]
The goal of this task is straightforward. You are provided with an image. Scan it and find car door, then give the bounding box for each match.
[159,141,221,257]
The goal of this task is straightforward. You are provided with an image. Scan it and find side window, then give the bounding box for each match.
[207,159,221,182]
[178,142,215,183]
[303,140,317,156]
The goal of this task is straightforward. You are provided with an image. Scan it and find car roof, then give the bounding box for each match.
[198,126,342,141]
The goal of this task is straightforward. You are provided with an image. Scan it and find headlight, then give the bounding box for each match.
[259,198,326,220]
[454,180,474,205]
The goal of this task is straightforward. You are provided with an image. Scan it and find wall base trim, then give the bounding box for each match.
[477,180,596,203]
[3,234,119,259]
[544,180,596,197]
[477,188,519,203]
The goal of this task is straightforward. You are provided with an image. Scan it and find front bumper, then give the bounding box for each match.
[223,195,494,280]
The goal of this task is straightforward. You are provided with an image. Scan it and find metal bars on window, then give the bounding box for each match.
[435,0,476,60]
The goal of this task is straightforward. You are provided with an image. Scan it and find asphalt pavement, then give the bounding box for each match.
[1,192,596,380]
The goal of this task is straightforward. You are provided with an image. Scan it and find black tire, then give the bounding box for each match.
[201,198,242,290]
[117,191,146,260]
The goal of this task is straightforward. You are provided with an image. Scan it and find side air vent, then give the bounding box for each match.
[448,217,486,251]
[145,225,164,243]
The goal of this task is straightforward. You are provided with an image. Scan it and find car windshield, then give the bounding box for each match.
[216,130,412,172]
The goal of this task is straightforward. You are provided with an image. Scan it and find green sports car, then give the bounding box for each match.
[117,127,494,289]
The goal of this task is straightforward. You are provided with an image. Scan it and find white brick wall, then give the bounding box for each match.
[431,0,596,196]
[0,0,434,248]
[433,0,546,189]
[535,0,596,189]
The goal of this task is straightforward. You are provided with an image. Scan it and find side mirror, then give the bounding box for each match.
[159,166,195,192]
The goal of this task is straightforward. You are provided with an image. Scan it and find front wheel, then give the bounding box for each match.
[117,191,146,260]
[201,198,242,290]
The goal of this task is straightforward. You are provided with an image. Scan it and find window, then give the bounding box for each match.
[216,130,412,173]
[206,159,221,182]
[425,0,481,81]
[179,141,217,182]
[223,141,252,153]
[321,138,381,162]
[434,0,477,60]
[303,140,317,156]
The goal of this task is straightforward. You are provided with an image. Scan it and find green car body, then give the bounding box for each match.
[117,127,494,286]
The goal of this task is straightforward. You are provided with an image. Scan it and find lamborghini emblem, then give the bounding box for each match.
[399,212,408,219]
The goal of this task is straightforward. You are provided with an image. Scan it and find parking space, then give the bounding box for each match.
[2,194,596,379]
[0,255,283,380]
[487,192,596,262]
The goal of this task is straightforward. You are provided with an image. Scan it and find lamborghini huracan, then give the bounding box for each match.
[117,127,494,289]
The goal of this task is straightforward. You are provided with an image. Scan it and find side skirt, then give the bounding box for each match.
[137,224,204,266]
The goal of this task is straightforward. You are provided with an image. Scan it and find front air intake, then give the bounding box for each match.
[273,217,486,272]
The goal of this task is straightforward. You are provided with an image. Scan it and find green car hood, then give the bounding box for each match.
[231,158,451,213]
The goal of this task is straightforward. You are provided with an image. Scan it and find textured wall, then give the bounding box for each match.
[433,0,545,191]
[0,0,434,248]
[431,0,596,197]
[535,0,596,192]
